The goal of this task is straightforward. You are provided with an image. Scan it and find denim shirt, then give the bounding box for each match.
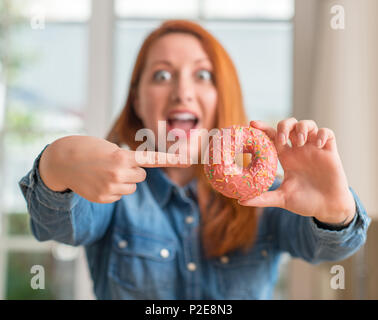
[18,145,371,300]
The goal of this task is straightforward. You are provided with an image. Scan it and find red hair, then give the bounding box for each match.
[106,20,259,258]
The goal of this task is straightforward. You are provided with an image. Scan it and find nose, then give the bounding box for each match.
[171,73,194,104]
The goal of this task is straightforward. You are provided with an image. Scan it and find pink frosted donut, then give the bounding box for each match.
[204,125,278,201]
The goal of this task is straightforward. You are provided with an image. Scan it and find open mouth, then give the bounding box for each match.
[167,111,199,134]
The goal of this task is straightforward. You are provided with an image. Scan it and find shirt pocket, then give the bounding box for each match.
[211,237,273,299]
[108,228,178,296]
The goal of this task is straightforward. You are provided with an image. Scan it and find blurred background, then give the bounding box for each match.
[0,0,376,299]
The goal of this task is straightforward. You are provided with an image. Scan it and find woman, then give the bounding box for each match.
[18,20,370,299]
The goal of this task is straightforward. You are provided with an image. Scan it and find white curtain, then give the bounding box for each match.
[293,0,378,218]
[289,0,378,299]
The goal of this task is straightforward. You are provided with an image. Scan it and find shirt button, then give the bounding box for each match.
[187,262,197,271]
[160,248,170,259]
[261,249,268,257]
[185,216,194,224]
[118,240,128,249]
[220,255,229,264]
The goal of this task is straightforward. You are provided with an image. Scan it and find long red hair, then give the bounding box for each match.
[106,20,259,258]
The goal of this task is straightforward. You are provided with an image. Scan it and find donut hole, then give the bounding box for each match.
[235,152,253,169]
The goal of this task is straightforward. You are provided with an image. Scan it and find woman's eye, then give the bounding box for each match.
[153,70,172,82]
[196,69,212,81]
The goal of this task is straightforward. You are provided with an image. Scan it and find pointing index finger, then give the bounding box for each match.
[133,151,191,168]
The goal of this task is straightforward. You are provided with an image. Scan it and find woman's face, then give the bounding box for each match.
[135,32,217,160]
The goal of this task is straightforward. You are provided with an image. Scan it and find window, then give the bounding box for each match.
[113,0,293,124]
[0,0,90,299]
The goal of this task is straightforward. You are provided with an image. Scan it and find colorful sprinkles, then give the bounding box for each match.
[204,125,278,201]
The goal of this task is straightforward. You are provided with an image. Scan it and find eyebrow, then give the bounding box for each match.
[150,58,211,67]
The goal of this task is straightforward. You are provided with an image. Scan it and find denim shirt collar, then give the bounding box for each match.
[145,167,197,208]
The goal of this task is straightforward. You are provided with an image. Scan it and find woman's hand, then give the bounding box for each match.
[238,118,356,225]
[39,135,188,204]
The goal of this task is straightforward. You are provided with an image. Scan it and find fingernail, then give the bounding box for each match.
[279,133,286,145]
[297,133,305,146]
[317,139,323,148]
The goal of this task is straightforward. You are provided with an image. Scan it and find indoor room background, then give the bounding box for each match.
[0,0,377,299]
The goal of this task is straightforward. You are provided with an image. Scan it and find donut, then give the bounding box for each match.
[204,125,278,201]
